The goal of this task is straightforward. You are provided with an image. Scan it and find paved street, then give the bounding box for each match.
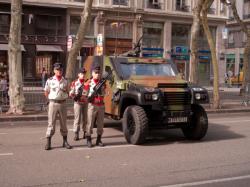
[1,113,250,187]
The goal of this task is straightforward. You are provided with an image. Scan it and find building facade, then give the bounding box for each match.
[0,0,228,85]
[225,0,249,83]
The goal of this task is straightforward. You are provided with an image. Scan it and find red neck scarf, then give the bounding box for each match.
[56,75,62,81]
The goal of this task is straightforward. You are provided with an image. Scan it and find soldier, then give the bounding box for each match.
[44,63,72,150]
[85,66,106,148]
[69,68,89,141]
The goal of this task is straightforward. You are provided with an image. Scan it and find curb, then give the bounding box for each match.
[1,108,250,122]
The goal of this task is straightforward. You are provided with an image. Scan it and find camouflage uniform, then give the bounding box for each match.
[85,66,106,147]
[69,75,89,140]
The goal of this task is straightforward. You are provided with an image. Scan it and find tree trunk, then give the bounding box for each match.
[242,31,250,91]
[7,0,25,115]
[65,0,93,81]
[201,0,220,109]
[189,0,203,84]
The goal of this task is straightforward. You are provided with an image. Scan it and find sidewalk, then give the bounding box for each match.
[1,102,250,122]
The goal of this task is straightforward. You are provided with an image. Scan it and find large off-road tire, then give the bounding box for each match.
[122,105,148,145]
[182,105,208,140]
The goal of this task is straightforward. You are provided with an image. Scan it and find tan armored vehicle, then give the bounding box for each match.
[83,55,209,145]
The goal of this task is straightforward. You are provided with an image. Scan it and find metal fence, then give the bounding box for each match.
[1,82,250,113]
[0,82,73,113]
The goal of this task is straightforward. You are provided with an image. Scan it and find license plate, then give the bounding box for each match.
[168,117,188,123]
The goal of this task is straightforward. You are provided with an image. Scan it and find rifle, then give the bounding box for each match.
[73,84,84,102]
[73,79,90,102]
[88,71,113,102]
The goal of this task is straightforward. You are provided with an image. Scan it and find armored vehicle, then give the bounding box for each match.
[83,56,209,145]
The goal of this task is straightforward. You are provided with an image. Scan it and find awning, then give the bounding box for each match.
[36,45,64,52]
[0,44,26,51]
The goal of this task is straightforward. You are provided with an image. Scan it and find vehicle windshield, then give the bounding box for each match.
[120,63,177,77]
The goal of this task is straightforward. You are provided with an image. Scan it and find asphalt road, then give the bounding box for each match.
[0,113,250,187]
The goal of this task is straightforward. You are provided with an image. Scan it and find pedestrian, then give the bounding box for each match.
[44,63,72,150]
[41,67,48,88]
[85,66,106,148]
[0,75,8,104]
[227,70,233,88]
[69,67,89,141]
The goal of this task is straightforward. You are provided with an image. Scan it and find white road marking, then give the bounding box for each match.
[161,175,250,187]
[210,119,250,124]
[0,153,13,156]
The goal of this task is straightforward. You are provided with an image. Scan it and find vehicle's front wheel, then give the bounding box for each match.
[182,105,208,140]
[122,105,148,145]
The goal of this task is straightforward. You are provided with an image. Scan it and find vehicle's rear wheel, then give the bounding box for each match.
[182,105,208,140]
[122,105,148,145]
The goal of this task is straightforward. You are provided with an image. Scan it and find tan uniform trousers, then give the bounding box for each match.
[86,103,105,136]
[73,102,88,133]
[46,101,68,138]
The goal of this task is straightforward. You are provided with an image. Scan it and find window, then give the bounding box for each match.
[143,22,163,48]
[228,32,234,44]
[35,15,63,35]
[146,0,163,9]
[176,0,189,12]
[208,1,216,14]
[0,14,10,33]
[113,0,129,6]
[105,21,132,39]
[243,1,250,18]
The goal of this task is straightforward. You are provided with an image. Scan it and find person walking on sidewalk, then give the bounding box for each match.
[69,67,89,141]
[44,63,72,150]
[85,66,106,148]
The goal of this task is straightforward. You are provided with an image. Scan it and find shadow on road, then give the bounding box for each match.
[129,122,245,146]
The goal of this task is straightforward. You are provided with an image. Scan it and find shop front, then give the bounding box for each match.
[198,50,211,86]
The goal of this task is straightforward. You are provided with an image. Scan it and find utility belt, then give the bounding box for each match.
[90,96,104,105]
[50,99,66,104]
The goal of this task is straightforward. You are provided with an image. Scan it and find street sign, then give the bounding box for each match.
[67,35,73,51]
[97,34,103,46]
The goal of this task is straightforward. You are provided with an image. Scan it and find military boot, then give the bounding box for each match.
[45,137,51,150]
[74,132,79,141]
[62,136,72,149]
[96,135,105,147]
[86,136,92,148]
[83,131,86,139]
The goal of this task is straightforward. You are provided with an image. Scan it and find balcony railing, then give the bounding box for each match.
[243,14,250,19]
[176,5,190,12]
[0,34,67,45]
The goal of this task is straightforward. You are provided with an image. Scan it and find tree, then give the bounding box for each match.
[65,0,94,81]
[189,0,204,84]
[201,0,220,109]
[7,0,25,115]
[221,0,250,94]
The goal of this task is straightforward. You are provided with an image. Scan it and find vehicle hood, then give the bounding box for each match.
[129,75,186,88]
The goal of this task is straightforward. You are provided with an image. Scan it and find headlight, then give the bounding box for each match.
[195,93,201,100]
[152,93,159,101]
[192,87,204,92]
[144,93,159,101]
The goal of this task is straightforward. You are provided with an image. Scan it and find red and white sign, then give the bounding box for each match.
[67,35,73,51]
